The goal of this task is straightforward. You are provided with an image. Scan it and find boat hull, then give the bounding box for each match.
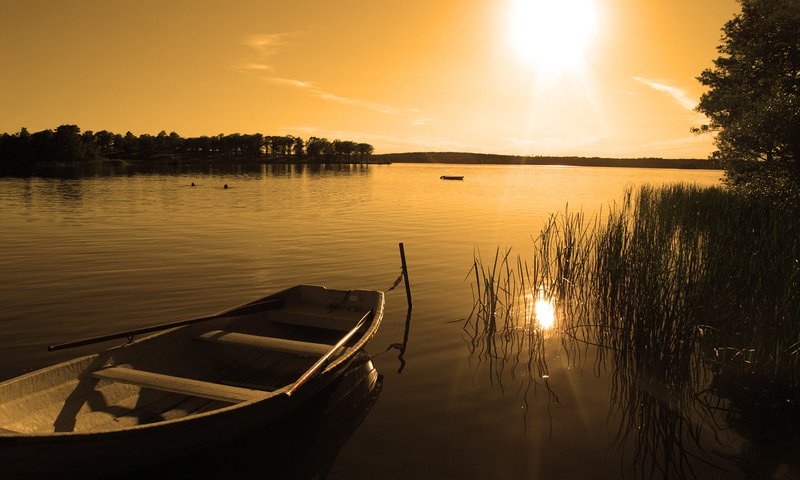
[0,371,333,477]
[0,285,384,478]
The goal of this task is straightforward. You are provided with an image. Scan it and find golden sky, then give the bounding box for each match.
[1,0,739,158]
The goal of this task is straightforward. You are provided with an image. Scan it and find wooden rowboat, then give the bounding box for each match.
[440,175,464,180]
[0,285,384,477]
[137,350,383,477]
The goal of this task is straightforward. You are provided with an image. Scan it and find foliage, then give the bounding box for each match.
[695,0,800,204]
[0,126,374,164]
[0,125,100,163]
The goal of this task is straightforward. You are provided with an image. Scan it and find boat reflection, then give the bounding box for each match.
[117,350,382,479]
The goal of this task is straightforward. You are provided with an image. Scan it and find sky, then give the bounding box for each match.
[0,0,740,158]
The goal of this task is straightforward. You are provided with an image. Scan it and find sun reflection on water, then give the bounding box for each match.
[522,288,556,331]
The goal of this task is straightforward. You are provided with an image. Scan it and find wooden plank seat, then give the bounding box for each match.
[196,330,333,357]
[92,367,269,404]
[267,304,365,331]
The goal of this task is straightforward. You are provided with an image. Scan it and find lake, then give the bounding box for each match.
[1,163,759,478]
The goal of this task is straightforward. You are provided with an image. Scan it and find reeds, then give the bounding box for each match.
[467,183,800,386]
[465,183,800,478]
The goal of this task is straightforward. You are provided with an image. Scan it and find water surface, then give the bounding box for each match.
[2,163,751,479]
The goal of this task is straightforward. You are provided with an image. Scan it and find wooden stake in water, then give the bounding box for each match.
[399,242,413,308]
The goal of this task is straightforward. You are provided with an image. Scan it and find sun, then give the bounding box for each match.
[508,0,598,75]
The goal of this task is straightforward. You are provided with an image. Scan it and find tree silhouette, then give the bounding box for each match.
[0,126,373,165]
[305,137,330,163]
[356,143,374,162]
[292,136,305,160]
[695,0,800,203]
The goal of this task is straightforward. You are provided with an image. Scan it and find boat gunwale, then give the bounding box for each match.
[0,286,384,439]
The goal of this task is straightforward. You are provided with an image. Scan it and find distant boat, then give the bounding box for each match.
[0,285,384,477]
[440,175,464,180]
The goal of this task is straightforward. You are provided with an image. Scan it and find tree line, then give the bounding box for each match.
[0,125,374,164]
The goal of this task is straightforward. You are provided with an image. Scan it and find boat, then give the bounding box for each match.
[0,285,384,477]
[134,350,383,478]
[440,175,464,180]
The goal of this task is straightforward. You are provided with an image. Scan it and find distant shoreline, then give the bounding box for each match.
[373,152,722,170]
[1,151,723,172]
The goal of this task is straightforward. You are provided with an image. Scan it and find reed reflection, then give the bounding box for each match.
[465,251,560,426]
[463,185,800,478]
[468,257,734,478]
[563,318,730,479]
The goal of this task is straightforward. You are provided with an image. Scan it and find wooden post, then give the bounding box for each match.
[399,242,412,308]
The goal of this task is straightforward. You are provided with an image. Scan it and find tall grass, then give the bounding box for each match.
[465,183,800,477]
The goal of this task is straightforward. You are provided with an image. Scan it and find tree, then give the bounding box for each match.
[94,130,115,151]
[356,143,374,162]
[695,0,800,204]
[54,125,90,161]
[305,136,330,162]
[292,136,305,159]
[0,125,372,165]
[120,131,137,154]
[332,140,358,162]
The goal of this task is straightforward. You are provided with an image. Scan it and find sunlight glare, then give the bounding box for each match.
[508,0,598,75]
[521,288,556,331]
[534,291,556,330]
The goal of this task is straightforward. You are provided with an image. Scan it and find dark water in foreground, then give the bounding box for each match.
[2,163,775,479]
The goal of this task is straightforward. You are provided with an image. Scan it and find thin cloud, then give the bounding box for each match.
[236,32,299,73]
[267,77,400,115]
[244,33,293,55]
[240,31,421,118]
[629,135,711,151]
[633,76,697,110]
[317,91,398,114]
[266,77,315,89]
[239,63,273,72]
[608,134,714,158]
[505,134,611,154]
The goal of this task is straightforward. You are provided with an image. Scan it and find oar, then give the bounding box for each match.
[47,297,284,352]
[285,309,372,396]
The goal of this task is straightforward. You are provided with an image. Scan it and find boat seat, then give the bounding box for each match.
[92,367,269,404]
[266,304,363,331]
[196,330,333,357]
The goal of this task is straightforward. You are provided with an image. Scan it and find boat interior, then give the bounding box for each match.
[0,286,380,434]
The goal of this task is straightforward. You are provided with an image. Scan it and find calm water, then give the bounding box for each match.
[1,163,756,478]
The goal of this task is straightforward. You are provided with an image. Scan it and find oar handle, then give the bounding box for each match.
[286,309,373,396]
[47,298,284,352]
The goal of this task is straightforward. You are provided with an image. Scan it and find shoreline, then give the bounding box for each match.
[1,151,723,171]
[373,152,722,170]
